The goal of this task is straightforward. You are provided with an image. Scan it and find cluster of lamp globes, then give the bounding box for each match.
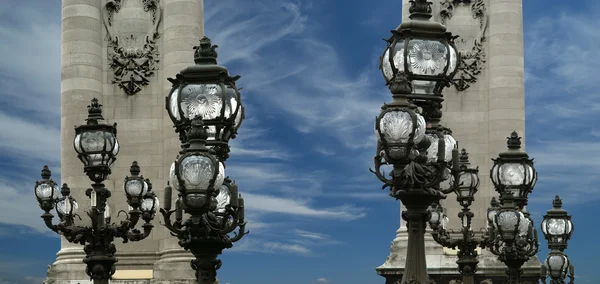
[33,42,246,242]
[372,7,575,281]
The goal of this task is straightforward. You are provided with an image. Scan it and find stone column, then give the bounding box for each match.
[153,0,205,281]
[50,0,104,281]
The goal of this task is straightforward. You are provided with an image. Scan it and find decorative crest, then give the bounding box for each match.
[86,98,104,121]
[506,131,522,150]
[103,0,162,96]
[409,0,433,20]
[193,36,219,64]
[552,195,563,209]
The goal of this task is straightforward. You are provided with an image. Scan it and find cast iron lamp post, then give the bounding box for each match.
[428,149,487,284]
[160,36,248,284]
[34,99,158,284]
[484,132,539,284]
[540,196,574,284]
[370,1,460,283]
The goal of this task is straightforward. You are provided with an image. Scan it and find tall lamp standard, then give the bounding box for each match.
[540,196,575,284]
[428,149,486,284]
[485,132,539,284]
[370,0,460,283]
[160,36,248,284]
[34,99,158,284]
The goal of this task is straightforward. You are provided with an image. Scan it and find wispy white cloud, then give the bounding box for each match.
[523,4,600,206]
[315,277,330,283]
[231,238,312,255]
[244,193,365,221]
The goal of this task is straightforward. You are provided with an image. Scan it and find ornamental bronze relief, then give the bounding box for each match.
[439,0,488,91]
[103,0,162,95]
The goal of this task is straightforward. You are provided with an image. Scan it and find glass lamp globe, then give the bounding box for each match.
[375,107,426,163]
[141,195,159,213]
[124,179,148,200]
[35,182,60,202]
[379,1,459,95]
[541,196,573,248]
[73,98,119,169]
[56,197,78,217]
[494,209,520,241]
[545,253,570,279]
[490,132,537,203]
[173,153,224,211]
[424,130,457,163]
[166,37,244,147]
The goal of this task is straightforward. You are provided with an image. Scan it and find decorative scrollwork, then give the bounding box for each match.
[439,0,488,91]
[103,0,162,95]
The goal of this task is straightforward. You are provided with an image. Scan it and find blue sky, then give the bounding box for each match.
[0,0,598,283]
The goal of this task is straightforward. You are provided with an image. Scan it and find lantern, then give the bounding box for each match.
[166,36,244,159]
[490,132,537,208]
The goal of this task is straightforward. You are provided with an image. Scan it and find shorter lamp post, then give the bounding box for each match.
[34,98,158,284]
[540,196,574,284]
[160,117,247,284]
[428,149,483,284]
[485,131,539,284]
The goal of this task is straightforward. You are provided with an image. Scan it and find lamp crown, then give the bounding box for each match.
[61,183,71,196]
[552,195,563,209]
[459,148,470,165]
[129,161,140,176]
[41,165,51,180]
[409,0,433,20]
[506,131,522,150]
[193,36,218,65]
[86,97,104,122]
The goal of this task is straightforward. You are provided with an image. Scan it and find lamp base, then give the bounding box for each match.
[376,227,542,284]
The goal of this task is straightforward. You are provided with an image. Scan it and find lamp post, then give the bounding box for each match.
[540,196,574,284]
[160,36,248,284]
[428,149,485,284]
[370,1,460,283]
[34,98,158,284]
[484,132,539,284]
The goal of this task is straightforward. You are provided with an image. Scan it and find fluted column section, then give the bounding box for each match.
[50,0,104,281]
[154,0,205,280]
[487,0,525,152]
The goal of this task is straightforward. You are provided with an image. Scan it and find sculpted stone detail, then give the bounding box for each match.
[439,0,488,91]
[103,0,162,95]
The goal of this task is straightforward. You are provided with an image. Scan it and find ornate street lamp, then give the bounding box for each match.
[428,149,484,284]
[540,196,574,284]
[486,190,539,284]
[160,117,247,284]
[370,1,460,283]
[35,98,157,284]
[490,131,538,210]
[166,36,245,161]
